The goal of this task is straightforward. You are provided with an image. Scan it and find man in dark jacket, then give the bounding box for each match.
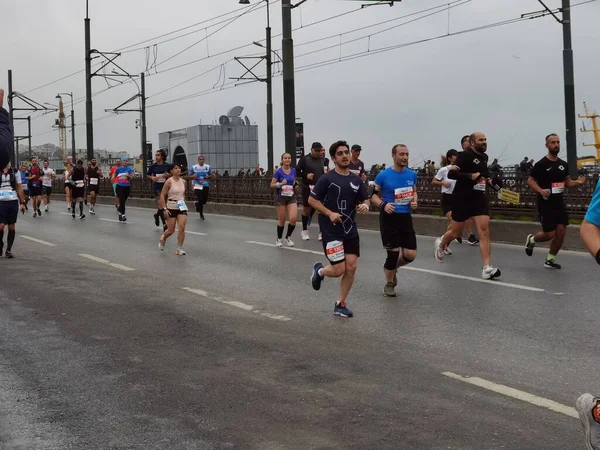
[0,89,13,171]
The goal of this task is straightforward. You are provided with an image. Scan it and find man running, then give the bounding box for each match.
[309,140,370,318]
[86,157,103,215]
[26,157,43,217]
[115,157,133,221]
[19,163,30,210]
[0,163,26,258]
[434,132,501,280]
[71,160,86,219]
[524,134,585,268]
[188,155,212,220]
[459,135,479,245]
[349,144,367,183]
[148,149,171,228]
[297,142,326,241]
[371,144,418,297]
[41,160,56,212]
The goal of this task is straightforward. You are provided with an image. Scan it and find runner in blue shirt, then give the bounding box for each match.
[371,144,418,297]
[309,140,370,318]
[270,152,298,247]
[147,149,171,230]
[115,156,134,222]
[188,155,212,220]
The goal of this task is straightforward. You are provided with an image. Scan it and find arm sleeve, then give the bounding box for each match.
[447,153,472,180]
[0,108,13,170]
[309,175,327,201]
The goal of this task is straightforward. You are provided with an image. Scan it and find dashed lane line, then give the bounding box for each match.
[78,254,135,272]
[182,287,292,322]
[99,218,126,224]
[442,372,578,419]
[185,231,207,236]
[246,240,322,255]
[20,235,57,247]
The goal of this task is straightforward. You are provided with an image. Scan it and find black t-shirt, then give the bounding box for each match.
[449,149,489,197]
[310,170,368,241]
[529,156,569,209]
[349,159,365,177]
[148,162,171,191]
[72,166,85,181]
[87,166,101,179]
[297,154,325,184]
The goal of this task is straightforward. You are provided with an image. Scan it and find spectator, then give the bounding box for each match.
[223,170,230,177]
[527,158,534,172]
[252,165,261,177]
[489,158,502,178]
[519,156,529,174]
[237,168,245,177]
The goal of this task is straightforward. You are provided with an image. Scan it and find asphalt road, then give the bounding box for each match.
[1,202,597,449]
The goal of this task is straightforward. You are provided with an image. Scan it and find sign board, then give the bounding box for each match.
[498,188,520,205]
[295,122,304,163]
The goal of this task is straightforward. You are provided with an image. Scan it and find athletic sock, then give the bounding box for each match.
[285,224,296,238]
[302,215,308,231]
[79,202,84,215]
[7,229,15,251]
[277,225,284,239]
[547,253,556,262]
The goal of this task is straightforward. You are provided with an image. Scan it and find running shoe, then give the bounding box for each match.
[90,207,95,215]
[455,237,463,244]
[176,248,187,256]
[154,213,160,227]
[482,265,501,280]
[311,262,324,291]
[37,208,42,216]
[158,239,165,251]
[544,259,561,270]
[122,215,127,222]
[468,234,479,245]
[276,238,283,248]
[318,232,322,242]
[200,213,205,220]
[301,230,310,241]
[383,282,396,297]
[576,393,600,450]
[5,250,14,259]
[33,212,37,218]
[72,211,75,219]
[444,247,452,255]
[44,205,49,212]
[68,207,71,212]
[525,234,535,256]
[434,237,445,262]
[118,214,123,222]
[333,303,353,318]
[285,238,294,247]
[79,214,86,220]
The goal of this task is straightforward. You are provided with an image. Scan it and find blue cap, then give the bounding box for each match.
[121,156,128,162]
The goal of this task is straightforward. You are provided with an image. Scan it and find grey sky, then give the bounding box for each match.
[3,0,599,169]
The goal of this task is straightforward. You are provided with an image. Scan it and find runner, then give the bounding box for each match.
[64,162,73,211]
[147,149,171,229]
[85,157,103,215]
[320,146,330,173]
[371,144,418,297]
[19,163,30,210]
[524,134,585,268]
[432,149,460,255]
[297,142,326,241]
[84,161,92,206]
[188,155,212,220]
[434,132,501,280]
[110,162,119,211]
[41,160,56,212]
[270,153,298,247]
[460,135,479,245]
[309,140,370,318]
[349,144,367,183]
[71,160,86,219]
[158,163,188,256]
[26,157,43,217]
[0,163,26,258]
[115,156,133,222]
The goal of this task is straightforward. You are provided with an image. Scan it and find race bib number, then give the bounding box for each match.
[75,180,84,188]
[325,240,345,263]
[394,187,414,205]
[118,173,128,179]
[90,178,99,185]
[551,182,564,194]
[177,200,188,211]
[32,182,40,187]
[194,185,204,190]
[0,191,16,200]
[473,179,486,191]
[281,185,294,197]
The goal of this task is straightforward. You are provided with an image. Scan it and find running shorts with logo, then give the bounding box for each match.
[585,180,600,226]
[87,177,100,193]
[451,192,488,222]
[321,236,360,266]
[166,199,188,217]
[380,212,417,250]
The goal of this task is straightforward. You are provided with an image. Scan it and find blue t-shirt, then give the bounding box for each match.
[148,162,171,192]
[585,180,600,226]
[19,170,29,191]
[374,167,417,214]
[190,164,212,188]
[310,170,368,242]
[115,166,133,186]
[273,167,296,197]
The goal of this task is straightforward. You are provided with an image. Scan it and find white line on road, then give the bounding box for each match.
[246,240,322,255]
[442,372,578,419]
[79,254,135,272]
[20,235,57,247]
[99,218,125,224]
[182,287,291,321]
[185,231,207,236]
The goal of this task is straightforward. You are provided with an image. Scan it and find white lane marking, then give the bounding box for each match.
[401,267,545,293]
[59,212,73,216]
[20,235,57,247]
[99,218,125,223]
[442,372,578,419]
[185,231,207,236]
[182,287,291,321]
[246,240,322,255]
[78,254,135,272]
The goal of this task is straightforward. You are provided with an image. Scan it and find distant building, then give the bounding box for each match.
[158,106,259,173]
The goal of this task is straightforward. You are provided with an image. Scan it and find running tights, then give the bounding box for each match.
[71,201,84,215]
[116,185,131,215]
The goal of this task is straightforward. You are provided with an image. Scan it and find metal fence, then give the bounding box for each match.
[51,173,598,219]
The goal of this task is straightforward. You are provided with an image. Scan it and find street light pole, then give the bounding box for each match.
[84,0,94,161]
[265,0,274,175]
[561,0,578,177]
[281,0,297,166]
[141,72,148,181]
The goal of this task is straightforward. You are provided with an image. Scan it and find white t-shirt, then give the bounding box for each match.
[434,166,456,195]
[42,168,55,187]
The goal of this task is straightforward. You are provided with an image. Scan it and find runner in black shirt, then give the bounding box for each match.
[434,132,501,280]
[524,134,585,268]
[349,144,367,182]
[297,142,326,241]
[309,140,369,318]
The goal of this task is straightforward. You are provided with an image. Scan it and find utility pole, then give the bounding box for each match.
[281,0,297,166]
[27,116,32,160]
[561,0,578,177]
[265,0,274,175]
[7,70,14,165]
[71,96,76,161]
[85,0,94,161]
[141,72,147,180]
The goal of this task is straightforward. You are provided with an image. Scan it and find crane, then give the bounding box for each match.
[55,98,67,160]
[578,100,600,168]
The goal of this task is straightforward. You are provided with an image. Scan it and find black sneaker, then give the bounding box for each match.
[72,212,76,218]
[37,208,42,216]
[525,234,535,257]
[79,214,86,220]
[311,262,324,291]
[5,250,14,259]
[119,214,123,222]
[455,237,463,244]
[200,213,205,220]
[33,212,37,218]
[333,303,353,318]
[544,259,561,269]
[154,213,160,227]
[467,234,479,245]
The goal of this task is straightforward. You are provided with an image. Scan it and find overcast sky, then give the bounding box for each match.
[3,0,599,169]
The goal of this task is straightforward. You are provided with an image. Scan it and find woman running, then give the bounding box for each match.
[158,163,188,256]
[432,149,459,255]
[270,153,298,247]
[114,157,133,222]
[64,162,73,211]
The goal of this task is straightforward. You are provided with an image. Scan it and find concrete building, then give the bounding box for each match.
[158,106,259,174]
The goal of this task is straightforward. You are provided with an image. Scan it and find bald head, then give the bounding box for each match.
[469,132,488,154]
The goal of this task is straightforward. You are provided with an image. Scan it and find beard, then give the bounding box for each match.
[475,144,487,153]
[549,149,560,155]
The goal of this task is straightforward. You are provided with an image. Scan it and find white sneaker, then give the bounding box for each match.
[276,238,283,248]
[158,235,165,251]
[44,205,49,212]
[285,238,294,247]
[482,265,501,280]
[301,230,310,241]
[90,207,95,215]
[176,248,187,256]
[444,247,452,255]
[434,237,445,262]
[318,232,322,241]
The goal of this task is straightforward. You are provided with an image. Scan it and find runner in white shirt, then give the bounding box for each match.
[432,149,459,255]
[0,163,26,258]
[41,160,56,212]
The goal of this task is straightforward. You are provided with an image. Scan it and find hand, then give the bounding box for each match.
[20,203,25,213]
[449,165,460,172]
[357,203,369,214]
[0,89,4,108]
[328,212,342,224]
[540,189,550,199]
[577,175,586,185]
[280,179,288,186]
[384,203,395,214]
[471,172,481,181]
[442,181,451,188]
[307,173,314,180]
[410,199,418,210]
[163,209,171,217]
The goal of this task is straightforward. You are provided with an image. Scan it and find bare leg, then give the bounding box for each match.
[473,215,492,267]
[580,220,600,259]
[338,255,358,304]
[440,220,466,249]
[176,214,187,248]
[162,217,177,241]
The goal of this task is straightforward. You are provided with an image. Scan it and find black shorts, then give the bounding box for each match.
[42,186,53,196]
[441,193,453,215]
[302,184,313,208]
[88,183,99,194]
[539,206,569,232]
[167,209,187,217]
[451,193,489,223]
[72,187,85,199]
[380,212,417,250]
[321,235,360,266]
[194,187,210,205]
[275,194,297,206]
[0,201,19,225]
[29,185,42,197]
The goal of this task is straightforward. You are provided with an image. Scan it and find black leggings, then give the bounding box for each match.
[116,185,131,215]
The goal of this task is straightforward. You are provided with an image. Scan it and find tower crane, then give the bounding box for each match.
[578,100,600,168]
[55,98,67,160]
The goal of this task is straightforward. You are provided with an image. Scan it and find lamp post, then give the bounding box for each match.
[56,93,76,161]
